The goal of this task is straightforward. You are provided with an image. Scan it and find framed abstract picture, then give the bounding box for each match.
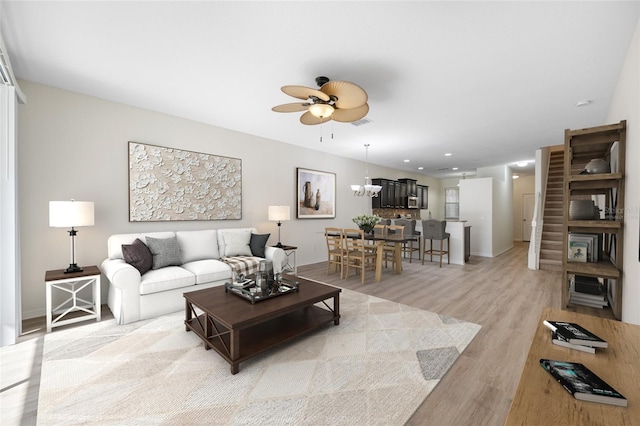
[128,142,242,221]
[296,167,336,219]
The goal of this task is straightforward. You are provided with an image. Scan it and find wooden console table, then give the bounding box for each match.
[506,307,640,425]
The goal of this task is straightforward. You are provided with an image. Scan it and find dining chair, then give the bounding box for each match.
[394,219,419,262]
[383,225,404,269]
[343,228,377,284]
[324,227,345,279]
[421,219,450,267]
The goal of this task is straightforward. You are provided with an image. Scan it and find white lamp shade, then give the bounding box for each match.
[268,205,290,222]
[49,201,95,228]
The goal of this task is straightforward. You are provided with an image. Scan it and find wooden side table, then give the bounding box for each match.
[45,265,101,332]
[276,245,297,275]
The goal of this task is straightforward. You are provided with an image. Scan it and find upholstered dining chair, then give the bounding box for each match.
[325,227,344,279]
[394,219,419,262]
[383,225,404,269]
[421,219,450,267]
[343,228,377,284]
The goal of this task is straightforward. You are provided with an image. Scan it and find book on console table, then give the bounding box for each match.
[540,359,627,407]
[543,320,608,348]
[551,332,596,354]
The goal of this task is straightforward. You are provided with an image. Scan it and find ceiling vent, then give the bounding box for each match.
[351,118,372,127]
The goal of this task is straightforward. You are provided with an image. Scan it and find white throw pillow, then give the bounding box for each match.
[176,230,219,263]
[223,231,252,256]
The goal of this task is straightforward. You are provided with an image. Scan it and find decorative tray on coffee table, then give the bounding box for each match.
[224,277,299,304]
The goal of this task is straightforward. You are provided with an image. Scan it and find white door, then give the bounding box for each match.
[522,193,535,242]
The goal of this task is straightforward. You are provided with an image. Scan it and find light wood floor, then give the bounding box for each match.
[1,242,613,425]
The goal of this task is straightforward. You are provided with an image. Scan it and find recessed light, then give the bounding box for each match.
[418,167,424,170]
[444,153,452,157]
[513,174,520,179]
[403,159,410,163]
[517,161,528,167]
[576,100,592,107]
[452,167,459,171]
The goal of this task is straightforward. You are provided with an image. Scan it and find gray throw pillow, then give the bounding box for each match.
[145,235,182,269]
[250,233,270,258]
[122,238,153,275]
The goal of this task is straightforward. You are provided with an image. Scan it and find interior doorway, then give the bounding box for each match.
[522,193,535,242]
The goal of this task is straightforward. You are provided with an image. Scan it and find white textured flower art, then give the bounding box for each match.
[128,142,242,221]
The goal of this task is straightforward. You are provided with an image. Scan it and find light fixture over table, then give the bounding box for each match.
[268,205,291,247]
[351,144,382,197]
[49,200,95,273]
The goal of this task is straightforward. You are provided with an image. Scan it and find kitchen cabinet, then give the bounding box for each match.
[417,185,429,209]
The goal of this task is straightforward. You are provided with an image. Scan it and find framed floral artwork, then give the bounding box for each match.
[296,167,336,219]
[128,142,242,221]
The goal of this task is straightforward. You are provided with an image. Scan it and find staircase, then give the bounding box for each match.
[539,151,564,271]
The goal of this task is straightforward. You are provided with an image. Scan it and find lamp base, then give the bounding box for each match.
[275,242,284,248]
[64,263,83,274]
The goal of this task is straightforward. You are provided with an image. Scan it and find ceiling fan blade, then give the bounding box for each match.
[281,85,330,102]
[331,103,369,123]
[320,81,368,109]
[300,111,332,125]
[271,103,310,113]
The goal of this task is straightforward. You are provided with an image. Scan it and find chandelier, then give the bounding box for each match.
[351,144,382,197]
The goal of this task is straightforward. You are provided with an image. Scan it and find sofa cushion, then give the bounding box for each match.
[139,266,196,295]
[217,228,254,257]
[176,229,219,263]
[107,231,175,260]
[121,238,153,275]
[250,233,270,258]
[221,230,252,256]
[146,236,182,269]
[182,259,232,284]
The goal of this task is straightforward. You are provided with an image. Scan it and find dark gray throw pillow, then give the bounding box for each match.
[145,235,182,269]
[122,238,153,275]
[250,233,270,258]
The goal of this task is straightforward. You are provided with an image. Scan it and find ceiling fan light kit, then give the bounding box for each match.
[272,76,369,125]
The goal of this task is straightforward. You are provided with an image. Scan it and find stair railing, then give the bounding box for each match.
[528,148,551,269]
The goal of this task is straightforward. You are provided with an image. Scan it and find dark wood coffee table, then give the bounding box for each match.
[184,274,341,374]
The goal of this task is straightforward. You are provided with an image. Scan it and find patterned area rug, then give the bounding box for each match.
[37,287,480,425]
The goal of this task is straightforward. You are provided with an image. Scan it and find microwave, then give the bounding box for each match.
[407,196,419,208]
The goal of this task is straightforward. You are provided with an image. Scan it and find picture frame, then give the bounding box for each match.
[296,167,336,219]
[128,141,242,221]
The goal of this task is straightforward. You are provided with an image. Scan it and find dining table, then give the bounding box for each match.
[363,233,421,282]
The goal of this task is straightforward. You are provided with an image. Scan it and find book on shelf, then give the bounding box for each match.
[568,233,601,262]
[540,359,627,407]
[542,320,608,348]
[568,240,589,262]
[573,275,604,295]
[552,332,596,353]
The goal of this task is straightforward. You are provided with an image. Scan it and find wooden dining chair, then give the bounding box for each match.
[343,228,377,284]
[324,227,345,279]
[383,225,404,269]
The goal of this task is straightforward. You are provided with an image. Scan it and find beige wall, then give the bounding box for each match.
[606,17,639,324]
[17,80,441,319]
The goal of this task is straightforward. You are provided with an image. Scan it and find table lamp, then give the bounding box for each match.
[268,205,290,248]
[49,200,94,273]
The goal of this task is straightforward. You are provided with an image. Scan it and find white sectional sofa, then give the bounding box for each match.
[101,228,285,324]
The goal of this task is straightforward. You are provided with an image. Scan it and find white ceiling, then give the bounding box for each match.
[2,1,638,178]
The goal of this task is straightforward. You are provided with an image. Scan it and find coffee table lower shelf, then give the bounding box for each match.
[185,305,337,374]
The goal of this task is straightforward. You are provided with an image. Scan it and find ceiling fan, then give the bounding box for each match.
[272,76,369,125]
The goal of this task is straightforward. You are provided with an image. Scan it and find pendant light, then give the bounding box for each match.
[351,144,382,197]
